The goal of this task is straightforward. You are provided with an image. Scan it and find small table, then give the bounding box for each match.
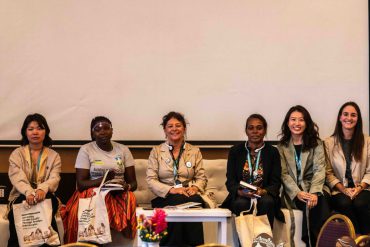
[136,207,231,245]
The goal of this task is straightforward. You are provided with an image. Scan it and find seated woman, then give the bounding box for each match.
[146,111,207,247]
[278,105,330,246]
[221,114,284,227]
[325,102,370,234]
[62,116,137,243]
[8,113,61,246]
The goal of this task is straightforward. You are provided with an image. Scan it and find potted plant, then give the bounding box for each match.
[137,208,168,247]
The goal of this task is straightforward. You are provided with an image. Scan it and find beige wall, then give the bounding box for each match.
[0,1,368,142]
[0,147,229,173]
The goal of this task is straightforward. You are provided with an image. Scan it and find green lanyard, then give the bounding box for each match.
[170,147,185,182]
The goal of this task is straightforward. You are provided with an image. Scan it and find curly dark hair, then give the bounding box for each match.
[161,111,187,129]
[21,113,52,147]
[332,101,364,162]
[245,113,268,132]
[279,105,320,151]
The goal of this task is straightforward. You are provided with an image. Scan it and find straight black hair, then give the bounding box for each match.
[21,113,52,147]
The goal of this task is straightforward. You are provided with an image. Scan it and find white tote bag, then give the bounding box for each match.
[235,198,273,247]
[77,171,112,244]
[13,198,60,247]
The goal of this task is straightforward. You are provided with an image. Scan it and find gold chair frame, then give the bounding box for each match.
[61,242,98,247]
[355,235,370,246]
[316,213,356,247]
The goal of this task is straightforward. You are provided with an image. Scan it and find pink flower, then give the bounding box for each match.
[151,209,167,234]
[137,209,168,242]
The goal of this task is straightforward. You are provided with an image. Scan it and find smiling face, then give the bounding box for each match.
[288,111,306,137]
[26,121,46,146]
[340,105,358,132]
[164,117,186,144]
[92,121,113,145]
[246,118,266,146]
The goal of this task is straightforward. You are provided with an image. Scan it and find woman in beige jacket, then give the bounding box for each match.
[325,102,370,234]
[7,113,61,246]
[147,111,207,246]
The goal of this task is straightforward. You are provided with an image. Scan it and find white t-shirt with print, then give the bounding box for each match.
[75,141,135,180]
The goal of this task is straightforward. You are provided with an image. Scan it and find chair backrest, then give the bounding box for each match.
[316,214,356,247]
[61,242,97,247]
[197,244,230,247]
[356,235,370,247]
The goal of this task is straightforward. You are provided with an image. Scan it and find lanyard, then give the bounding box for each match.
[170,146,185,181]
[294,149,302,182]
[246,147,262,183]
[29,147,44,172]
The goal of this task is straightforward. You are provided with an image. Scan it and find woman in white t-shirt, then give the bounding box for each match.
[61,116,137,243]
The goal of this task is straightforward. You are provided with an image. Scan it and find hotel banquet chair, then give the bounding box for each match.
[316,214,356,247]
[197,244,230,247]
[356,235,370,247]
[61,242,97,247]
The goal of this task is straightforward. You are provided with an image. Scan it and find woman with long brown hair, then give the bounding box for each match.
[325,102,370,234]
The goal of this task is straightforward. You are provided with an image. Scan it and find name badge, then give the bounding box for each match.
[343,178,348,188]
[174,179,182,188]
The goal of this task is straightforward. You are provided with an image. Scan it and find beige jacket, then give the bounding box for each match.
[146,142,207,198]
[8,145,62,201]
[325,135,370,195]
[278,139,326,207]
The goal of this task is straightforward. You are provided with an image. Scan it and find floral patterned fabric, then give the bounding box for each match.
[242,151,264,187]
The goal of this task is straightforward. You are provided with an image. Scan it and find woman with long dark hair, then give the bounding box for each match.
[278,105,330,246]
[325,102,370,234]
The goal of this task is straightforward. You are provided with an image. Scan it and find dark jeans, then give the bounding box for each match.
[294,195,330,247]
[8,193,59,247]
[330,190,370,234]
[231,194,276,227]
[151,194,205,247]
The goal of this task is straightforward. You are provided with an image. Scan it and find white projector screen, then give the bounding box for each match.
[0,1,368,142]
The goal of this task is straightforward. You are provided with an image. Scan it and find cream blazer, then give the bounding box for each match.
[277,139,326,205]
[8,145,61,201]
[325,135,370,195]
[146,142,207,198]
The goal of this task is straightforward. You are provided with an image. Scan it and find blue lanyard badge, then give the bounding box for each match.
[246,148,261,183]
[294,150,302,182]
[29,147,44,172]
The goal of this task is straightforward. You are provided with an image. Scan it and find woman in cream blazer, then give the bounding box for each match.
[278,105,330,247]
[7,114,61,246]
[146,111,207,246]
[325,102,370,234]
